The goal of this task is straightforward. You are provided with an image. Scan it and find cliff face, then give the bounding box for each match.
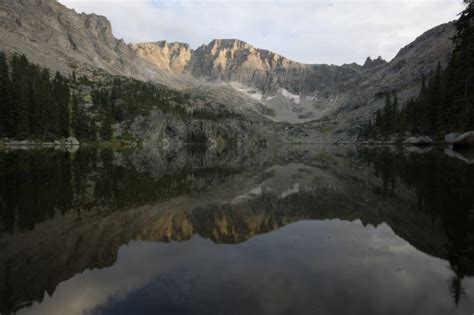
[329,21,457,134]
[0,0,189,86]
[132,23,455,125]
[0,0,457,128]
[133,38,368,92]
[188,39,306,88]
[132,41,193,74]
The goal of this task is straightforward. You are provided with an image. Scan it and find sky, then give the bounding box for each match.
[58,0,464,65]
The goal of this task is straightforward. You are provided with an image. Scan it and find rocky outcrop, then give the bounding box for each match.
[451,131,474,149]
[332,22,456,136]
[64,136,80,146]
[0,0,458,132]
[363,56,387,69]
[132,24,455,126]
[132,41,192,73]
[129,110,270,149]
[445,132,462,145]
[0,0,189,87]
[444,147,474,164]
[403,136,433,146]
[3,137,80,148]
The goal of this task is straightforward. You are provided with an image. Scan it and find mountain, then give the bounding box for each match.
[0,0,458,136]
[0,0,190,86]
[124,26,457,125]
[132,39,372,122]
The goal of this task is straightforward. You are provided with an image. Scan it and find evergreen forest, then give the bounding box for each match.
[360,1,474,140]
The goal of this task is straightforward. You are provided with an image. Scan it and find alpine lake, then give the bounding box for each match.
[0,144,473,315]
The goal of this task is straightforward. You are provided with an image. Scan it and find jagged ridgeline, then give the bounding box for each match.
[0,0,460,138]
[0,53,240,143]
[360,2,474,140]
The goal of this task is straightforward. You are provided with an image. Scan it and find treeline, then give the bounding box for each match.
[0,53,71,140]
[90,78,190,122]
[70,77,192,142]
[90,79,241,123]
[0,54,192,141]
[71,93,100,141]
[191,108,242,121]
[185,131,208,144]
[360,2,474,140]
[0,52,243,142]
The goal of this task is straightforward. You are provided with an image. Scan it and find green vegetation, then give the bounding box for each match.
[0,53,191,142]
[185,131,208,144]
[0,53,71,140]
[71,93,97,141]
[191,108,242,121]
[0,54,241,144]
[90,77,190,121]
[89,77,242,123]
[360,2,474,140]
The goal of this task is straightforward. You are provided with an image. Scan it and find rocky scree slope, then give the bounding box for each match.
[0,0,191,86]
[133,24,455,126]
[0,0,458,138]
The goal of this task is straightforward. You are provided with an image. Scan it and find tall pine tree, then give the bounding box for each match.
[52,72,71,138]
[10,55,30,139]
[0,52,12,138]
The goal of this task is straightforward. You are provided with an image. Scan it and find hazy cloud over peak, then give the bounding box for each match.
[59,0,463,65]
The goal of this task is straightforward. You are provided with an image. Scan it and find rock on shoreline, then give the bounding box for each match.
[403,136,433,146]
[450,131,474,149]
[2,137,80,147]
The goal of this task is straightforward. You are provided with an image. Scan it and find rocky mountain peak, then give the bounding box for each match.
[363,56,387,68]
[190,38,301,77]
[83,13,114,43]
[0,0,459,127]
[207,39,252,50]
[0,0,189,83]
[132,41,193,73]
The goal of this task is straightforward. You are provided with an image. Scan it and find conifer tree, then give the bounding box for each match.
[52,72,71,138]
[89,118,98,142]
[0,52,12,137]
[100,117,113,141]
[36,68,52,137]
[10,55,30,139]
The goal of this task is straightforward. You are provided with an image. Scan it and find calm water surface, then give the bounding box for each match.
[0,145,473,315]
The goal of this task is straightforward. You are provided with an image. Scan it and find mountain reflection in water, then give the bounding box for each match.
[0,145,473,315]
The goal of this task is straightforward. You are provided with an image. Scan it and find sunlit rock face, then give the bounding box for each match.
[0,0,456,128]
[132,41,193,74]
[124,25,457,126]
[0,0,155,80]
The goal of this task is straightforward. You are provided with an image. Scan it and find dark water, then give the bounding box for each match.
[0,145,473,315]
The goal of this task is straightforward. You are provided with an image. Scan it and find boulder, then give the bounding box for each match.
[444,148,474,164]
[452,131,474,149]
[403,136,433,146]
[8,140,35,146]
[444,132,462,145]
[404,146,432,154]
[64,137,80,146]
[65,146,79,154]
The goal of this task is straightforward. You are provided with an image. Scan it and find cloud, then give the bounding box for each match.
[59,0,464,65]
[17,221,466,315]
